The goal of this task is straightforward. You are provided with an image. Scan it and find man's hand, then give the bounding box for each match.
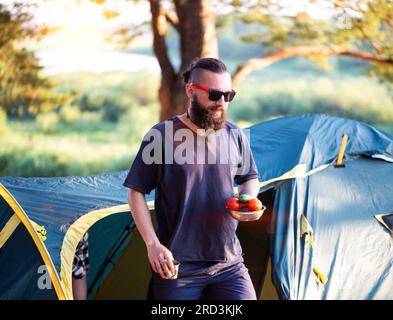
[127,189,175,279]
[147,242,175,279]
[238,178,260,198]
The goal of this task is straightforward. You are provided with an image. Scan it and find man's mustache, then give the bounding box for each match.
[207,106,224,112]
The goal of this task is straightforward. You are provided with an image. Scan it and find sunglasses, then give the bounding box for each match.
[190,83,236,102]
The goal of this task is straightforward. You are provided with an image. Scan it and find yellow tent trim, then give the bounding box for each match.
[0,214,20,249]
[0,183,66,300]
[60,200,154,300]
[233,164,307,195]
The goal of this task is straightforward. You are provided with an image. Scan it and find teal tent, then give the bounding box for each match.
[0,114,392,299]
[249,114,393,299]
[0,171,155,299]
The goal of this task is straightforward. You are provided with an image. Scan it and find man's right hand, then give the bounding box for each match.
[147,242,175,279]
[127,189,175,279]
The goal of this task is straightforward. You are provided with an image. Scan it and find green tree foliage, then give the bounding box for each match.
[227,0,393,87]
[93,0,392,118]
[0,2,69,117]
[0,108,7,135]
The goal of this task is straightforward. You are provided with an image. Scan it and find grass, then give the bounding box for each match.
[0,117,149,177]
[0,134,135,177]
[1,71,392,177]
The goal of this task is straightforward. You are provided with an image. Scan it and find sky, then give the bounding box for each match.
[2,0,158,74]
[31,0,151,51]
[31,0,159,74]
[1,0,348,74]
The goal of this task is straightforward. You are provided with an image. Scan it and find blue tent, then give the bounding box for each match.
[249,114,393,299]
[0,171,155,299]
[0,114,392,299]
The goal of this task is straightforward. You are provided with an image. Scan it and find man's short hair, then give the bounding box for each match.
[182,57,228,84]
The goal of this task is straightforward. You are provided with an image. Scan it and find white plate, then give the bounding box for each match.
[229,205,267,222]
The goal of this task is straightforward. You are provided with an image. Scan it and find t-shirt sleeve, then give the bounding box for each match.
[234,129,260,185]
[123,129,163,194]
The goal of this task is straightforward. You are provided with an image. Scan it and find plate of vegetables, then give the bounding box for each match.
[226,194,266,221]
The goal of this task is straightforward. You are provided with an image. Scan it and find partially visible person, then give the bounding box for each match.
[72,232,89,300]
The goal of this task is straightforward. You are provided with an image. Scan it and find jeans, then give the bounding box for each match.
[152,260,257,300]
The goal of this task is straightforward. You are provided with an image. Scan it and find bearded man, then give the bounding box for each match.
[124,57,260,300]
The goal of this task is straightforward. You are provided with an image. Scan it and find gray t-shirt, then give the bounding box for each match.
[123,116,259,262]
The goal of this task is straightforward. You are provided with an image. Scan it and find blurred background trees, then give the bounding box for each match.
[229,0,393,86]
[0,2,71,118]
[97,0,392,119]
[0,0,392,176]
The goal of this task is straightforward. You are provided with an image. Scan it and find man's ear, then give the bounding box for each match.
[185,83,194,98]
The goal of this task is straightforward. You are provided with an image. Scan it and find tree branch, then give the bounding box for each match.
[368,1,393,30]
[356,25,382,54]
[232,45,393,86]
[149,0,176,82]
[163,10,179,32]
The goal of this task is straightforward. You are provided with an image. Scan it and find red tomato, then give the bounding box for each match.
[247,198,263,211]
[226,197,241,211]
[239,203,249,211]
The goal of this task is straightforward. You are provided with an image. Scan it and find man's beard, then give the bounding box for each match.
[189,95,227,131]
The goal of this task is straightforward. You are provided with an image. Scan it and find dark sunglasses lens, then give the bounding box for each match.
[208,90,236,102]
[208,90,222,101]
[226,91,236,102]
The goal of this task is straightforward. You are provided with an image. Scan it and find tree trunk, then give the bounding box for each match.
[158,76,188,121]
[150,0,218,121]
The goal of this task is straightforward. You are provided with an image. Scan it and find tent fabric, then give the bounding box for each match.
[270,158,393,299]
[0,183,65,298]
[0,223,58,299]
[0,197,19,248]
[249,114,393,188]
[0,215,20,249]
[86,212,136,298]
[0,196,14,232]
[249,114,393,300]
[0,171,155,299]
[60,205,132,299]
[0,113,392,300]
